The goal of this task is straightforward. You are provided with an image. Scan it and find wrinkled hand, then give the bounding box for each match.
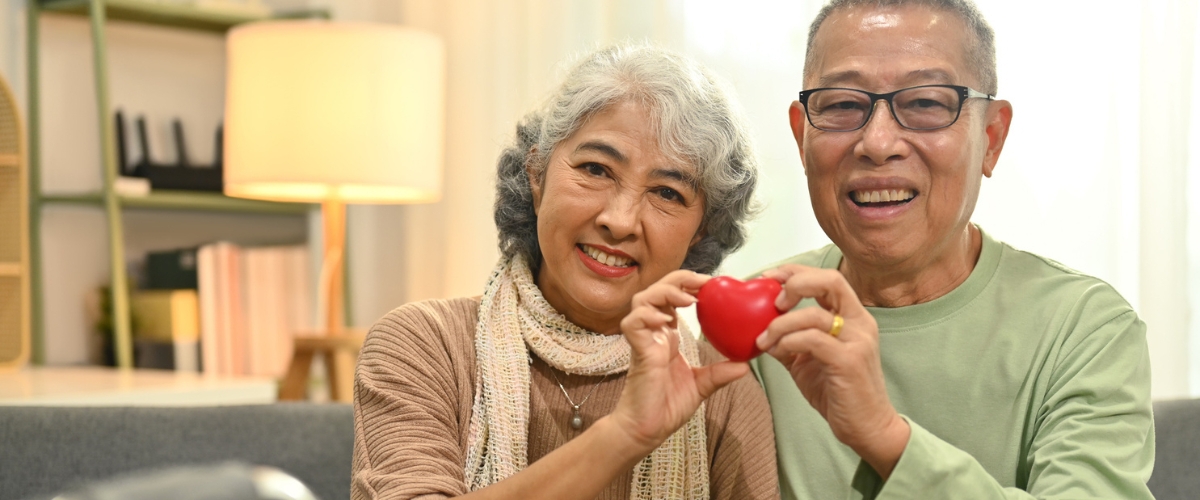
[755,264,910,478]
[612,270,750,453]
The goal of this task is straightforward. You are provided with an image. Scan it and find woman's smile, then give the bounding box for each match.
[576,244,638,278]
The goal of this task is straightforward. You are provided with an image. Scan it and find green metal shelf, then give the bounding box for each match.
[27,0,329,368]
[40,0,328,33]
[41,190,312,215]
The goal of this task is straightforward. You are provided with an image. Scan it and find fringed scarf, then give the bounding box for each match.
[464,256,709,499]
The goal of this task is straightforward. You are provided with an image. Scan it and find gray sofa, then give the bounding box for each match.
[0,399,1196,499]
[1148,398,1200,499]
[0,403,353,500]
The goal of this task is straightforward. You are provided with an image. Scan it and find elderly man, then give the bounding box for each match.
[751,0,1155,498]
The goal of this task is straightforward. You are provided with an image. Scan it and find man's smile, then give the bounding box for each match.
[850,188,916,207]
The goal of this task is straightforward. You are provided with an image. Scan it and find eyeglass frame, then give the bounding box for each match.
[796,84,995,132]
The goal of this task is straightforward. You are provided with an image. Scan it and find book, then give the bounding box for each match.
[197,242,311,378]
[145,248,199,290]
[130,289,201,372]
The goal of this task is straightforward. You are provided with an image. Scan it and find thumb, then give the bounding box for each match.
[692,361,750,399]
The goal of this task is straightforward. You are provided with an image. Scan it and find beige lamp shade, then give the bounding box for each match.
[224,21,445,204]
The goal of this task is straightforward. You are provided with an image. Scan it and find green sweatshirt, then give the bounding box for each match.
[751,228,1155,499]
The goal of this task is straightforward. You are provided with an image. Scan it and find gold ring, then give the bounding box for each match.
[829,314,844,338]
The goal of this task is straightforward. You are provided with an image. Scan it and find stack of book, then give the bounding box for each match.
[131,289,201,372]
[129,244,311,377]
[131,248,202,372]
[196,242,312,378]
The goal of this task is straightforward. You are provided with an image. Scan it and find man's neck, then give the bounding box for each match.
[838,225,982,308]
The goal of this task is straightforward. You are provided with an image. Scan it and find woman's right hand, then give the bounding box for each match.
[611,269,750,452]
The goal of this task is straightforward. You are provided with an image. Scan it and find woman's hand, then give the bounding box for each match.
[611,269,750,453]
[755,264,910,479]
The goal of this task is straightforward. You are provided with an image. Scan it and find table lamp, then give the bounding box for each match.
[223,21,445,337]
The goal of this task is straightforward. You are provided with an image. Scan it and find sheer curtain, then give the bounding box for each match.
[341,0,1199,400]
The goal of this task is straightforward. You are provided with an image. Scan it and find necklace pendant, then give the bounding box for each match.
[570,405,583,430]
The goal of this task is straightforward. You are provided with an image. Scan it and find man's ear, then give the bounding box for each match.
[788,101,808,174]
[981,100,1013,178]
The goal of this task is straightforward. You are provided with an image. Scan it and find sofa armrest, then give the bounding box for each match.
[1148,398,1200,500]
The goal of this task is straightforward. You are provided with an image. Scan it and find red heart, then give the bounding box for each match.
[695,276,783,362]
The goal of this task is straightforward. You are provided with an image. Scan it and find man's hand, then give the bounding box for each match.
[755,264,910,479]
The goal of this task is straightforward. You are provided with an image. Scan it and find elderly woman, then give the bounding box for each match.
[351,44,779,500]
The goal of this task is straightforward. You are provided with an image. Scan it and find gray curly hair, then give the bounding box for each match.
[806,0,997,94]
[493,43,759,276]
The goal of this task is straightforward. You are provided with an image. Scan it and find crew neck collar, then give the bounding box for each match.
[818,226,1002,332]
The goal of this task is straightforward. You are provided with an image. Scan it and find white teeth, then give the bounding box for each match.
[583,245,633,267]
[853,189,914,204]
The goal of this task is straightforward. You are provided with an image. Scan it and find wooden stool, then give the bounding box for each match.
[278,332,365,402]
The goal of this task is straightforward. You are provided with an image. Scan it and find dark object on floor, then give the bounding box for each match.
[0,403,353,500]
[51,461,318,500]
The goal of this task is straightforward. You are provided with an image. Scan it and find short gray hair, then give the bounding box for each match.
[494,43,759,275]
[805,0,998,94]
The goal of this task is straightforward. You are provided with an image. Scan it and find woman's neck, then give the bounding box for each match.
[534,268,625,336]
[838,225,982,308]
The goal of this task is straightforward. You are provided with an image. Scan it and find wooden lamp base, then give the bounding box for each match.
[277,199,364,402]
[277,331,365,402]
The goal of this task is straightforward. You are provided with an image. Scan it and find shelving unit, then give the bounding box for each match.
[42,190,312,215]
[0,263,21,277]
[0,68,29,371]
[27,0,328,368]
[40,0,285,32]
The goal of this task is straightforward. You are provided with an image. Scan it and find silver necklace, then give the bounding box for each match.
[547,368,610,430]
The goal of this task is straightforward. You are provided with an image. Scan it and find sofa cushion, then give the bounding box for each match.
[1149,398,1200,500]
[0,403,352,500]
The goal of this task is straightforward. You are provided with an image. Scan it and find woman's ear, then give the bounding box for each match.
[526,166,543,216]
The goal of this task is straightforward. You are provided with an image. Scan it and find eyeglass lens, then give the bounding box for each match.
[806,87,961,131]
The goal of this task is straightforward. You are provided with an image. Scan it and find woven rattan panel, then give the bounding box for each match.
[0,277,20,363]
[0,169,17,262]
[0,86,14,155]
[0,86,14,154]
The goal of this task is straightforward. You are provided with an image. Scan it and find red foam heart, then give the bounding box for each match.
[695,276,783,362]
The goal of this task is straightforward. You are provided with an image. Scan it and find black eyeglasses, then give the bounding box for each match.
[797,85,994,132]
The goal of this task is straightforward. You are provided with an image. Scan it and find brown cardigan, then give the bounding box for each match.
[352,297,779,500]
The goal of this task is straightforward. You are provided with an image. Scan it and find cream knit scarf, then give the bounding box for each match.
[464,256,710,499]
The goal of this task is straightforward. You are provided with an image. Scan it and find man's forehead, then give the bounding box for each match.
[817,68,956,89]
[806,5,973,88]
[856,10,906,31]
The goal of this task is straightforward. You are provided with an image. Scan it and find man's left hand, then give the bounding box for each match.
[756,264,911,479]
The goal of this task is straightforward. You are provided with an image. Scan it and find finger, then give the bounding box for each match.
[756,306,838,351]
[761,264,823,311]
[777,268,867,317]
[760,263,815,283]
[632,282,701,310]
[765,328,842,365]
[621,310,675,350]
[692,361,750,399]
[654,269,711,293]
